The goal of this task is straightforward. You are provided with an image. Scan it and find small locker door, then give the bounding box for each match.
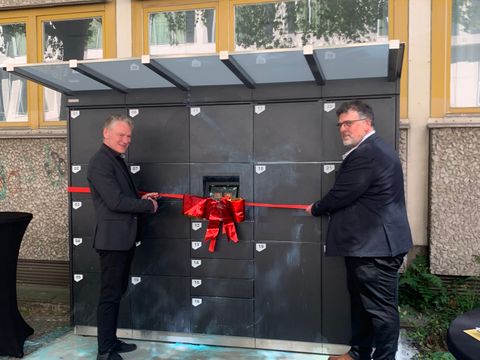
[72,272,131,328]
[189,104,253,163]
[253,163,321,242]
[254,101,322,162]
[321,98,397,161]
[69,108,126,164]
[127,107,189,164]
[321,162,351,344]
[130,275,190,332]
[254,241,322,342]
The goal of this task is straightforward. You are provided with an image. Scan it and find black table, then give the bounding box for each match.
[0,212,34,358]
[447,307,480,360]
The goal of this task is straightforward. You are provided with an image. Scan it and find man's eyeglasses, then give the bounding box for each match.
[336,119,366,128]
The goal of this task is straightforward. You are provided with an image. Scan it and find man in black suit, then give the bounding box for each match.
[88,114,158,360]
[307,101,413,360]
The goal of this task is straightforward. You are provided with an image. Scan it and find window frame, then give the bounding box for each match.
[133,0,223,56]
[431,0,480,117]
[0,2,116,129]
[142,2,219,56]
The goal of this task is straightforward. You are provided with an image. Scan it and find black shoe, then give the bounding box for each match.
[113,339,137,353]
[96,351,123,360]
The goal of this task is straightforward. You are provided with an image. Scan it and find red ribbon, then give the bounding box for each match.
[67,187,307,252]
[183,194,245,252]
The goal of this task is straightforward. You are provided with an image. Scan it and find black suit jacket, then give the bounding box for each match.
[87,145,153,251]
[312,133,412,257]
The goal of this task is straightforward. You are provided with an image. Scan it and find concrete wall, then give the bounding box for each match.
[0,136,68,261]
[429,126,480,275]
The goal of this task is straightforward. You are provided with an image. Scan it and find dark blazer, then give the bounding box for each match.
[312,133,412,257]
[87,144,153,251]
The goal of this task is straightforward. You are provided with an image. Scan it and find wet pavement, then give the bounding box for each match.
[1,284,417,360]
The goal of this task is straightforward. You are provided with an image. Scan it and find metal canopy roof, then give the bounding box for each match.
[4,41,403,95]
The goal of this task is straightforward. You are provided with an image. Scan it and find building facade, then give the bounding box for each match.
[0,0,478,284]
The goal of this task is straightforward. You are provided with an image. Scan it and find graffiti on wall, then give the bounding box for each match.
[44,144,67,188]
[0,145,66,201]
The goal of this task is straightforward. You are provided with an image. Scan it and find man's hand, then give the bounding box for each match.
[141,192,159,200]
[305,203,313,215]
[149,198,158,213]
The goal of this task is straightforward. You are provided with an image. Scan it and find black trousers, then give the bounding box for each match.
[97,247,135,354]
[345,254,405,360]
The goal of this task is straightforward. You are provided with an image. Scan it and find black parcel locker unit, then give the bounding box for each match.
[55,45,403,354]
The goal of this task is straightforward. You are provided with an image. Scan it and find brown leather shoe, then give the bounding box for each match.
[328,354,354,360]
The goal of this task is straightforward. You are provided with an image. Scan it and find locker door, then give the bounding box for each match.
[70,194,94,237]
[69,108,126,164]
[254,241,322,342]
[127,107,189,163]
[191,297,254,337]
[321,162,350,344]
[254,101,322,162]
[131,163,190,239]
[190,104,253,163]
[72,236,99,273]
[130,275,190,332]
[254,163,321,242]
[72,272,131,328]
[321,98,397,161]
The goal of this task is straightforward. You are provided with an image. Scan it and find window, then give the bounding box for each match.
[0,22,27,122]
[432,0,480,116]
[42,17,103,121]
[450,0,480,108]
[148,8,216,55]
[233,0,388,51]
[0,2,115,128]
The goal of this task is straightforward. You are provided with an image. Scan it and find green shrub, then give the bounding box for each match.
[399,255,480,359]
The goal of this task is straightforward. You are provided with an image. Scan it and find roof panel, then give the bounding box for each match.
[231,50,314,84]
[151,55,243,87]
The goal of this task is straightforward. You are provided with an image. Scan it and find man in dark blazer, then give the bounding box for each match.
[88,114,158,360]
[307,101,412,360]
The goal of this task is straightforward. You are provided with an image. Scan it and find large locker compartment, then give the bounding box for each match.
[11,44,403,354]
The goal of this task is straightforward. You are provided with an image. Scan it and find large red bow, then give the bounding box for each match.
[183,194,245,252]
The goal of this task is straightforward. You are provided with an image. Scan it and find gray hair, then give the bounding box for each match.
[104,114,134,130]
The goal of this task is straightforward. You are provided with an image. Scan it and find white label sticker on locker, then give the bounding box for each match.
[192,241,202,250]
[192,222,202,231]
[130,63,140,71]
[129,109,139,117]
[191,259,202,268]
[73,238,83,246]
[130,165,140,174]
[255,165,266,174]
[323,164,335,174]
[70,110,80,119]
[74,274,83,282]
[324,103,336,112]
[135,241,141,247]
[71,165,81,174]
[191,279,202,288]
[190,107,201,116]
[72,201,82,210]
[255,105,265,114]
[192,298,202,307]
[256,243,267,252]
[131,277,141,285]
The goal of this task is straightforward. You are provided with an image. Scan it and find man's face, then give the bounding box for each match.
[103,121,132,154]
[337,110,373,148]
